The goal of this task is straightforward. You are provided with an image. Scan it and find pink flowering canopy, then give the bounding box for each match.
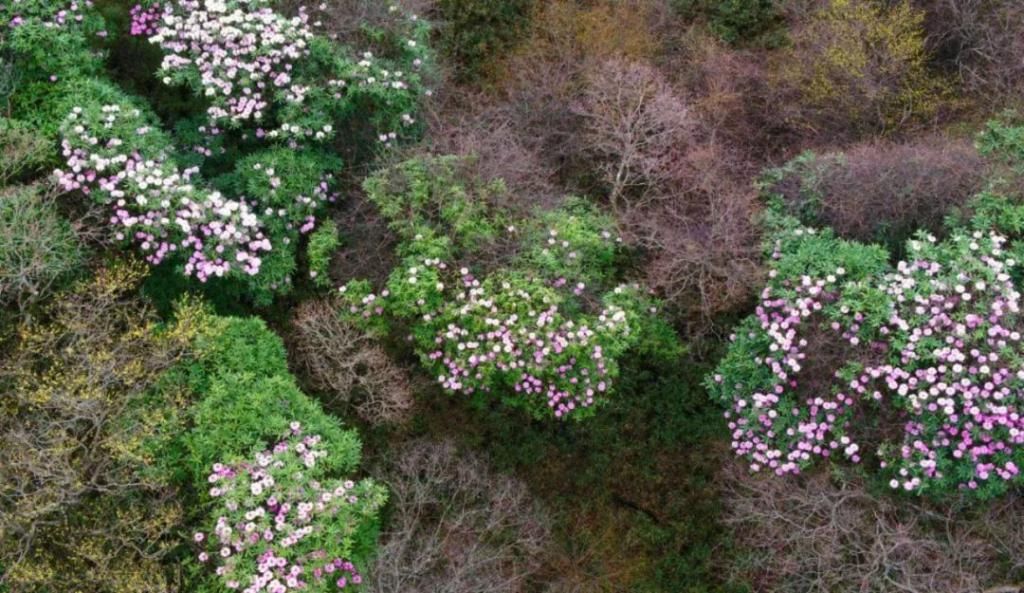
[142,0,429,144]
[195,423,386,593]
[338,158,680,421]
[709,212,1024,499]
[45,0,432,301]
[55,103,274,281]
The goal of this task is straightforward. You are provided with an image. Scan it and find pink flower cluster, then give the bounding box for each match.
[341,259,637,419]
[128,2,161,37]
[716,227,1024,496]
[54,104,273,281]
[866,232,1024,493]
[720,267,864,475]
[196,423,367,592]
[149,0,314,126]
[5,0,94,29]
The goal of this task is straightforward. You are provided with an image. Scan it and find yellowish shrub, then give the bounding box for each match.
[0,261,199,593]
[775,0,949,137]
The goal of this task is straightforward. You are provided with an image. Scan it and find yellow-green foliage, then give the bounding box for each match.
[0,261,198,593]
[497,0,658,80]
[778,0,947,134]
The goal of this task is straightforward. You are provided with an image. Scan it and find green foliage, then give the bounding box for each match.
[179,314,363,481]
[232,148,342,210]
[672,0,782,46]
[363,155,506,254]
[307,219,340,287]
[0,184,83,308]
[437,0,533,77]
[964,191,1024,241]
[16,76,138,138]
[0,118,53,182]
[342,156,681,420]
[977,114,1024,172]
[759,207,891,282]
[516,197,624,287]
[0,1,107,82]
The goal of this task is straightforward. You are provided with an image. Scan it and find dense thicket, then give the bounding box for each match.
[4,0,1024,591]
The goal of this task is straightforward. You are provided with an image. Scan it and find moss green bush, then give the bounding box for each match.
[0,184,83,308]
[437,0,533,77]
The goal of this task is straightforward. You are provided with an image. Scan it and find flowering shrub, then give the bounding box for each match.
[194,423,386,593]
[708,209,1024,498]
[55,102,274,282]
[338,158,678,420]
[154,310,383,588]
[47,59,416,301]
[33,0,431,302]
[129,3,162,37]
[868,231,1024,497]
[147,0,430,144]
[708,214,890,475]
[150,0,315,127]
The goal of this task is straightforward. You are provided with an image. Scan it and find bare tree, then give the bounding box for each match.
[624,141,762,324]
[721,463,1024,593]
[769,136,986,247]
[291,297,414,425]
[573,58,696,214]
[369,439,552,593]
[918,0,1024,103]
[419,93,561,210]
[0,262,192,592]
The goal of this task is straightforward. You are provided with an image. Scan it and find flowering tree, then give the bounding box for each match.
[42,0,432,302]
[338,157,680,420]
[708,209,1024,498]
[193,423,386,593]
[56,102,274,281]
[143,0,429,144]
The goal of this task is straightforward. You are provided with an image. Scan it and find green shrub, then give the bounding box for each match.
[0,183,83,308]
[672,0,782,46]
[187,372,363,479]
[363,155,507,255]
[0,118,53,183]
[977,114,1024,173]
[180,314,363,479]
[340,156,681,421]
[437,0,533,77]
[307,219,341,287]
